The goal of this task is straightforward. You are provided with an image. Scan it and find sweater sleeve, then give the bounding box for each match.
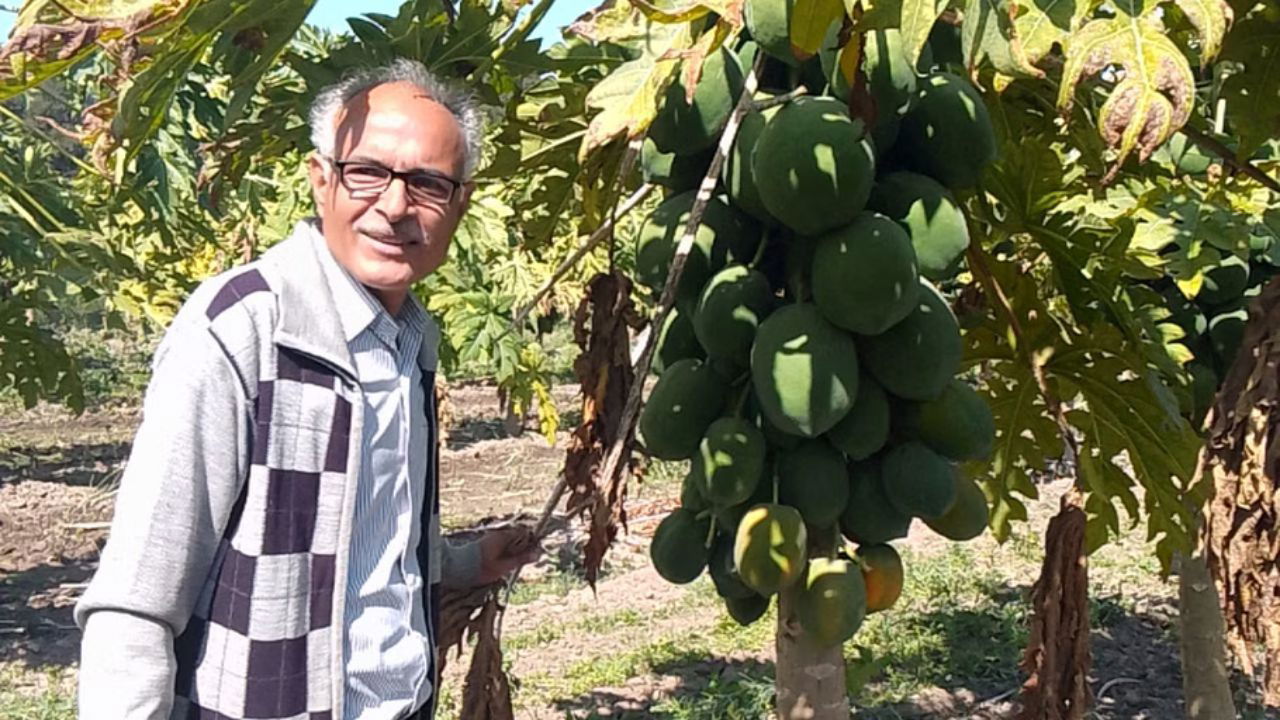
[75,309,253,720]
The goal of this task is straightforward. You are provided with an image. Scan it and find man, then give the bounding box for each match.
[76,59,535,720]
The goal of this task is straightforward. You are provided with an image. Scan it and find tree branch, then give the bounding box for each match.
[510,181,655,329]
[1182,126,1280,195]
[965,241,1081,470]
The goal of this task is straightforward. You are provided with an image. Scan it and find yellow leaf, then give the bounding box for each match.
[1172,0,1233,62]
[1009,0,1082,65]
[629,0,714,23]
[1058,10,1196,178]
[789,0,845,60]
[1175,272,1204,299]
[630,0,746,25]
[837,29,861,88]
[581,20,693,161]
[899,0,948,67]
[675,19,733,103]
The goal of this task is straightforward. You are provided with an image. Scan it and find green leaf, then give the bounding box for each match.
[961,0,1044,79]
[900,0,948,68]
[1057,7,1196,177]
[1220,15,1280,159]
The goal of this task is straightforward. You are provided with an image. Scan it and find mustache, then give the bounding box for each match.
[355,223,426,244]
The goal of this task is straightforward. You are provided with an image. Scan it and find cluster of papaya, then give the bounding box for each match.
[1156,240,1279,426]
[638,7,997,649]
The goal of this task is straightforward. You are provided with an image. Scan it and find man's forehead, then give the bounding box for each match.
[338,82,447,123]
[333,82,463,159]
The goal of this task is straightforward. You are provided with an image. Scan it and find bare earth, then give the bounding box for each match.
[0,383,1200,719]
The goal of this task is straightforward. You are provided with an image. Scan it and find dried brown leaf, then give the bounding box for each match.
[1200,276,1280,707]
[562,270,644,587]
[459,594,515,720]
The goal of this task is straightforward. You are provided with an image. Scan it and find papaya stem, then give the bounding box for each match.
[749,226,771,269]
[751,85,808,112]
[733,380,752,418]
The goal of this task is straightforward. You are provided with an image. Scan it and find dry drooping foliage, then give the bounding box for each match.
[1200,277,1280,707]
[1019,488,1092,720]
[562,269,644,586]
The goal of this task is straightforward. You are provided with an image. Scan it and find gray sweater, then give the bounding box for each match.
[76,221,480,720]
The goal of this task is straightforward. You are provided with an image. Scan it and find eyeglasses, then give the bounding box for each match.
[327,157,463,207]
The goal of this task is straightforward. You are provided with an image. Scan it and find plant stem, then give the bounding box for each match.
[509,179,654,330]
[1182,126,1280,195]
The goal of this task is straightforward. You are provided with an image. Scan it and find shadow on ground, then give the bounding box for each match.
[0,561,93,669]
[553,655,775,719]
[0,442,129,489]
[547,581,1185,720]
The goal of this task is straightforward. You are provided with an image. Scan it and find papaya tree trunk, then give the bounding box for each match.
[1179,550,1237,720]
[1200,276,1280,708]
[776,584,850,720]
[1018,486,1091,720]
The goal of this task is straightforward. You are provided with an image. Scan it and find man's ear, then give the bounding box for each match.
[307,153,331,214]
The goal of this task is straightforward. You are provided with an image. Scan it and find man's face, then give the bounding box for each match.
[308,81,473,310]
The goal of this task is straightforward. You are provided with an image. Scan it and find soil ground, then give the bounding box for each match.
[1,382,1273,719]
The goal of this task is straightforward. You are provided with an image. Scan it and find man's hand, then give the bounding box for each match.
[474,526,541,585]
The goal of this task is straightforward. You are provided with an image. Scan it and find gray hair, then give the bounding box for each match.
[308,58,485,178]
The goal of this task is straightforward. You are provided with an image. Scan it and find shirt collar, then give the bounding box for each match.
[310,225,403,345]
[270,218,440,373]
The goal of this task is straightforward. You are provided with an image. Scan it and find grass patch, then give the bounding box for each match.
[0,665,76,720]
[649,670,775,720]
[848,544,1029,707]
[634,458,688,502]
[507,569,584,606]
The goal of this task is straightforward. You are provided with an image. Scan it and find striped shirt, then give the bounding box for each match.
[314,234,436,719]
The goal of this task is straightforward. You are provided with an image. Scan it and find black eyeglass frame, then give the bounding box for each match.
[325,156,464,207]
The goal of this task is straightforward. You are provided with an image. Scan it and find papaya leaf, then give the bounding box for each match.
[629,0,715,24]
[1052,335,1200,569]
[853,0,897,29]
[569,0,660,44]
[1170,0,1232,62]
[580,17,691,160]
[34,0,169,18]
[1057,7,1196,180]
[899,0,947,68]
[855,0,946,67]
[961,0,1044,80]
[790,0,845,61]
[1008,0,1080,64]
[966,331,1059,543]
[1220,15,1280,159]
[1129,186,1252,297]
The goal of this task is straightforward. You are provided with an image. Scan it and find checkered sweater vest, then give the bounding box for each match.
[170,268,444,720]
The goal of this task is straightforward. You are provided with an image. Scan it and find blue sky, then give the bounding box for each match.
[0,0,593,48]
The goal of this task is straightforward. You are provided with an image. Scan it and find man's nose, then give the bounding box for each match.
[376,176,411,220]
